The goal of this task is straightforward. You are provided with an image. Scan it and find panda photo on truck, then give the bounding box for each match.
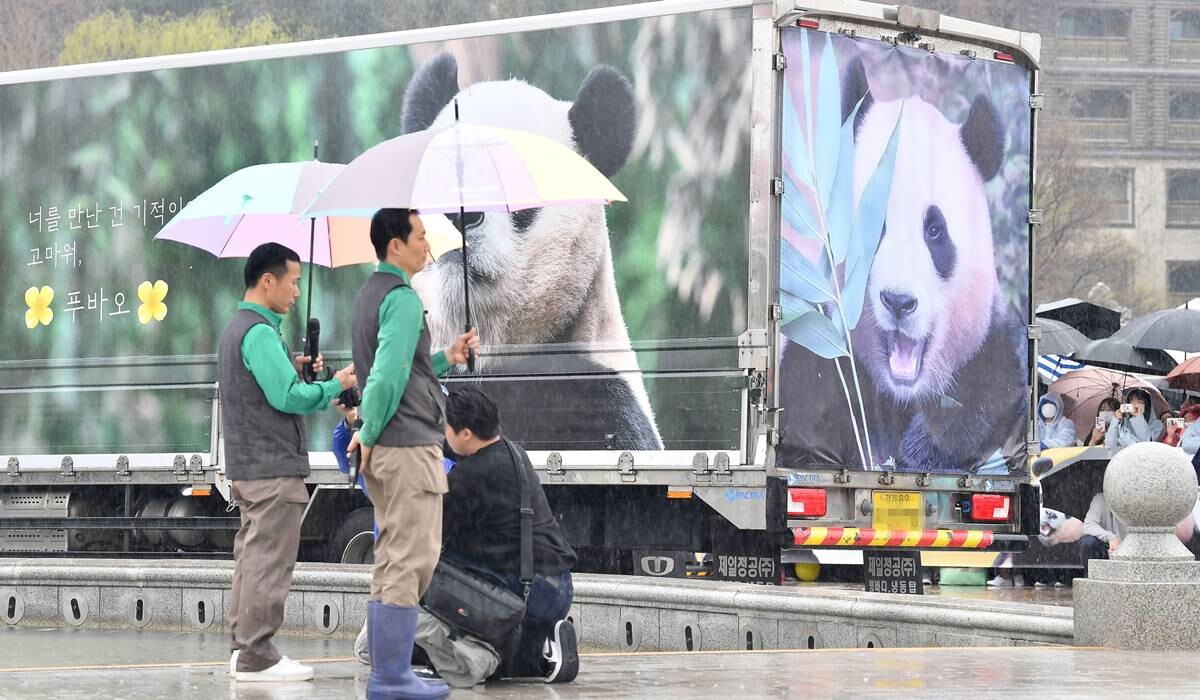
[401,53,663,452]
[776,30,1030,475]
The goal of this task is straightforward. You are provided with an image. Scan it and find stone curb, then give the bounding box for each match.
[0,559,1073,649]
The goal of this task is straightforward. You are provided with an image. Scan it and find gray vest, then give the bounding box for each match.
[352,272,445,447]
[217,309,310,481]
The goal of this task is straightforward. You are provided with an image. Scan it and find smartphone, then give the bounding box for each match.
[1120,403,1135,414]
[1095,416,1106,430]
[1168,417,1186,429]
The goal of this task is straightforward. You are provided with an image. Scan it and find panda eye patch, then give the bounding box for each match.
[448,211,485,231]
[511,207,542,233]
[922,205,956,280]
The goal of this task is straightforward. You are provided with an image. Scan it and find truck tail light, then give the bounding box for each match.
[967,494,1011,522]
[788,488,827,518]
[796,19,820,30]
[994,51,1015,63]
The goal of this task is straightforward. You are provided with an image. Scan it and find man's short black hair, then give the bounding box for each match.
[446,386,500,440]
[244,242,301,289]
[370,208,418,261]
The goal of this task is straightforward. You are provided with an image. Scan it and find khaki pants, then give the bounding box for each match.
[362,444,447,606]
[229,477,308,672]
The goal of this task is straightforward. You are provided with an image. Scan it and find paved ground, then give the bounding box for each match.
[1,628,1195,699]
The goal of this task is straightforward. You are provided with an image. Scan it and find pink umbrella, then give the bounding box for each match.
[1049,367,1168,440]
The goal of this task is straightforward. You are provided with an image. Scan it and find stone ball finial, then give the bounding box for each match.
[1104,441,1198,528]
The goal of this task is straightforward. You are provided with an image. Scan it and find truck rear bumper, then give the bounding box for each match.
[789,526,1027,551]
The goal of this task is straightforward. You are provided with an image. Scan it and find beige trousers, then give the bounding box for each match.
[228,476,308,672]
[362,444,447,606]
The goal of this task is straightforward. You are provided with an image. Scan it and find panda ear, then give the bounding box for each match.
[961,95,1004,181]
[841,57,873,136]
[568,66,635,178]
[401,53,459,134]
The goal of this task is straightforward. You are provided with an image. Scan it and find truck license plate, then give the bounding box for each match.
[872,491,922,531]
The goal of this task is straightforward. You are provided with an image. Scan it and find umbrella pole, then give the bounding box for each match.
[453,100,476,373]
[305,140,319,326]
[460,204,475,372]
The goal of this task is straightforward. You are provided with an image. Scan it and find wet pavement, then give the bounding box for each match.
[1,628,1197,698]
[785,581,1076,607]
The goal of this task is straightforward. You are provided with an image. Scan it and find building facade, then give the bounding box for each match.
[1026,1,1200,309]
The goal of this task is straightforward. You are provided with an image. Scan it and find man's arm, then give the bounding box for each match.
[358,287,424,447]
[1182,421,1200,455]
[332,420,352,474]
[1083,493,1115,543]
[242,325,341,415]
[433,350,451,377]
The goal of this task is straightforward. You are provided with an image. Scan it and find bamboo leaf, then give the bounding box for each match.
[781,306,849,359]
[826,95,864,265]
[843,105,903,330]
[815,33,841,213]
[780,238,834,304]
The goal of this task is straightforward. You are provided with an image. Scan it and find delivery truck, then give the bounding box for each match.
[0,0,1040,579]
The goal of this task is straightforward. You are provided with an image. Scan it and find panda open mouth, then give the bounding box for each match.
[887,332,925,384]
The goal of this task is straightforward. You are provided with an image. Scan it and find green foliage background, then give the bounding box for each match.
[0,7,751,454]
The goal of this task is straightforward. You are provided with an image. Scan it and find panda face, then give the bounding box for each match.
[852,96,1002,404]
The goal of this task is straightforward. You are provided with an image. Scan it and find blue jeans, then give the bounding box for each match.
[439,550,573,677]
[500,569,573,677]
[1078,535,1110,572]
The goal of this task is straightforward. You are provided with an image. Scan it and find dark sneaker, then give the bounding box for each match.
[544,619,579,684]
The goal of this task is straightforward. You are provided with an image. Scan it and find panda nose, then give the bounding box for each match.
[880,290,918,318]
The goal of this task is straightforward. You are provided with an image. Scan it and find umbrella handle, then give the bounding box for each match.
[467,346,476,373]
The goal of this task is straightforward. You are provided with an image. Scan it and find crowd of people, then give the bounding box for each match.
[1026,384,1200,582]
[217,209,578,697]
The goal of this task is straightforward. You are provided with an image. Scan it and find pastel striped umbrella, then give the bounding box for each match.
[156,158,462,321]
[303,118,627,371]
[302,123,626,218]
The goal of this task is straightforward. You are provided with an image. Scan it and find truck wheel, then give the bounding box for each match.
[328,507,375,564]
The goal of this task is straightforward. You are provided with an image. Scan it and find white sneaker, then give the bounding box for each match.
[986,574,1012,587]
[228,650,239,676]
[1012,574,1027,588]
[354,620,370,665]
[234,656,314,682]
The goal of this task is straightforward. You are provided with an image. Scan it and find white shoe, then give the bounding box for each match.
[228,650,239,676]
[234,656,314,682]
[354,620,370,665]
[1012,574,1027,588]
[986,575,1012,587]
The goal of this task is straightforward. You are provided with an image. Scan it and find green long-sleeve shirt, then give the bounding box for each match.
[239,302,341,415]
[359,263,451,447]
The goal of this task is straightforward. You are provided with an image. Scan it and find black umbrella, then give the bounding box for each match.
[1074,337,1177,375]
[1036,318,1091,356]
[1035,298,1121,339]
[1110,308,1200,352]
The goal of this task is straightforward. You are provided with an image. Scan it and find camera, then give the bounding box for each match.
[338,386,361,410]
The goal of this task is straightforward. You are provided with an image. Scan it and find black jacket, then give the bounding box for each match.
[442,439,576,577]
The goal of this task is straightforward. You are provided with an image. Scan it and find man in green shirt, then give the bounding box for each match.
[347,209,476,700]
[217,242,356,682]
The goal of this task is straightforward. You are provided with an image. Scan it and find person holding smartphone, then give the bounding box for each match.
[1086,397,1120,447]
[1105,387,1162,455]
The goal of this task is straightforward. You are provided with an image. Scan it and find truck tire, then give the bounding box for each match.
[328,507,375,564]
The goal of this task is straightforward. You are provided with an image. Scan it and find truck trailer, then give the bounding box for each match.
[0,0,1040,579]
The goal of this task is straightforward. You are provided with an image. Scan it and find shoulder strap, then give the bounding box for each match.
[503,437,534,597]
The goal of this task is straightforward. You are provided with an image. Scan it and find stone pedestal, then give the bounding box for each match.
[1074,441,1200,649]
